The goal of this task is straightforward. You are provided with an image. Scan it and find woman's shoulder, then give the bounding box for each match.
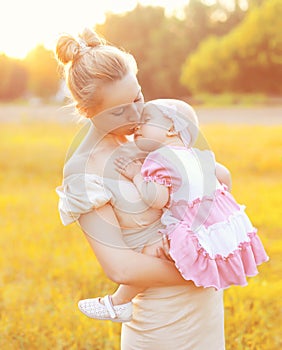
[57,171,112,226]
[63,153,88,178]
[62,172,104,185]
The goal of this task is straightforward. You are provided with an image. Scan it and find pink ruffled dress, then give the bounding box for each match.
[141,145,269,290]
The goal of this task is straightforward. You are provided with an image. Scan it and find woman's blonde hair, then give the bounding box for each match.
[56,28,137,117]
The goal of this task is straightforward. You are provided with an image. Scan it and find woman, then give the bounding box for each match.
[56,28,225,349]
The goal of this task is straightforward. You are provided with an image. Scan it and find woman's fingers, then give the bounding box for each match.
[156,247,167,260]
[159,234,173,261]
[162,234,169,250]
[156,247,173,261]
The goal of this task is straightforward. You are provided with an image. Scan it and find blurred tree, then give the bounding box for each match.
[0,55,28,100]
[183,0,213,49]
[96,5,187,99]
[24,45,60,99]
[1,1,265,101]
[96,2,247,99]
[181,0,282,94]
[144,17,189,98]
[211,0,246,36]
[247,0,266,7]
[183,0,246,47]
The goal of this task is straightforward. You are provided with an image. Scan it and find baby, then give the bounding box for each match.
[78,99,268,322]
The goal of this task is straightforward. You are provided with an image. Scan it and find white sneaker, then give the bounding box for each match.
[78,295,132,323]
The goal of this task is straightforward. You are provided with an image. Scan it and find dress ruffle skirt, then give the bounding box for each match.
[163,189,269,290]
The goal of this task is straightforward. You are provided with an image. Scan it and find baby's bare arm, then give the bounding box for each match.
[216,162,232,191]
[115,156,169,209]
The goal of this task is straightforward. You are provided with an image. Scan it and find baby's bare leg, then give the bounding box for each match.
[111,284,143,305]
[111,240,163,305]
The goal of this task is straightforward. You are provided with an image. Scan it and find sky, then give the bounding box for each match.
[0,0,194,59]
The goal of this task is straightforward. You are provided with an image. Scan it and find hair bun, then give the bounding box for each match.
[56,34,80,64]
[79,27,106,48]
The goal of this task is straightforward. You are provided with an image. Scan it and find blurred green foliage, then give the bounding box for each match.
[181,0,282,94]
[1,0,281,101]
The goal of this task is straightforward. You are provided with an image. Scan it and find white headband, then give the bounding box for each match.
[151,102,197,148]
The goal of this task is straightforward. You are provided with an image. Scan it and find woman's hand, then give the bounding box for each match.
[142,234,173,262]
[115,156,142,180]
[216,162,232,191]
[157,234,174,261]
[80,205,187,287]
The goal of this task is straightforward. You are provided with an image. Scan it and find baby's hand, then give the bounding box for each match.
[114,156,142,180]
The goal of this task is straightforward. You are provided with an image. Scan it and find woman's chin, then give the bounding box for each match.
[111,125,137,136]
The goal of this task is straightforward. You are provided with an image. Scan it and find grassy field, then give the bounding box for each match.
[0,120,281,349]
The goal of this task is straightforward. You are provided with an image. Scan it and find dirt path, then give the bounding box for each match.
[195,106,282,125]
[0,104,281,125]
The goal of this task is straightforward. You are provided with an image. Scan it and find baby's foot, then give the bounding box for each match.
[78,295,132,323]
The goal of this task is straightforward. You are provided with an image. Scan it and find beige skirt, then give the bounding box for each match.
[121,220,225,349]
[121,283,225,350]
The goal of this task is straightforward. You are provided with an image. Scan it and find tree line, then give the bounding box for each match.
[0,45,59,101]
[0,0,280,102]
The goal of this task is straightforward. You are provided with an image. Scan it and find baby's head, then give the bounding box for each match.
[142,99,199,148]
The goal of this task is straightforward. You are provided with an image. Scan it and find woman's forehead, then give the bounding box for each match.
[101,73,141,110]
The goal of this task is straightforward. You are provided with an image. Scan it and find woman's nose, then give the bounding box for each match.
[128,102,143,122]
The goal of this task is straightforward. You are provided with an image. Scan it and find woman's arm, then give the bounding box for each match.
[78,204,186,288]
[216,162,232,191]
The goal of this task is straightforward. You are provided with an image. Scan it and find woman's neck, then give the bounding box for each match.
[91,125,128,148]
